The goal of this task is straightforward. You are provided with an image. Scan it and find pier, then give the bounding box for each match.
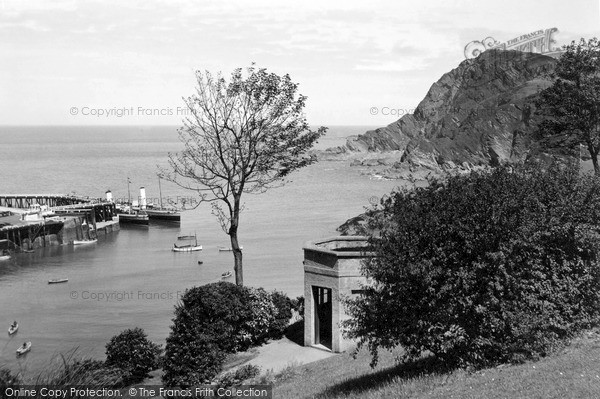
[0,194,119,251]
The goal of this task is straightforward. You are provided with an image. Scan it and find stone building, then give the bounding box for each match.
[302,236,373,352]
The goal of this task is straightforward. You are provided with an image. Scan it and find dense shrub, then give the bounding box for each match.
[163,282,253,387]
[105,327,162,384]
[269,290,293,338]
[163,282,293,387]
[344,165,600,368]
[244,287,277,346]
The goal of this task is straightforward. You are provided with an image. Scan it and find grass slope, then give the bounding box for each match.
[275,329,600,399]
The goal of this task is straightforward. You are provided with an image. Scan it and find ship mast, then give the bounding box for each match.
[158,175,164,210]
[127,177,131,214]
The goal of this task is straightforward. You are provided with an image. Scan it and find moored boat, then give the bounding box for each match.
[172,243,202,252]
[117,178,150,226]
[172,233,201,252]
[118,212,149,225]
[73,239,97,245]
[145,208,181,221]
[0,250,11,261]
[144,177,181,221]
[16,342,31,356]
[221,271,232,278]
[48,278,69,284]
[218,246,243,252]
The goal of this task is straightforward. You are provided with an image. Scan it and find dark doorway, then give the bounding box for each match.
[313,286,332,349]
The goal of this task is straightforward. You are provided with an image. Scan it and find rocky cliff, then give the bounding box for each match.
[326,50,574,180]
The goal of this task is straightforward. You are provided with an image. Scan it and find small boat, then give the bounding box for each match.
[218,246,243,252]
[172,233,202,252]
[16,342,31,356]
[48,278,69,284]
[0,250,11,261]
[8,323,18,335]
[73,239,97,245]
[172,243,202,252]
[22,249,35,253]
[197,261,203,265]
[221,271,232,278]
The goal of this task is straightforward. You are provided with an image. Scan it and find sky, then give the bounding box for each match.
[1,0,599,126]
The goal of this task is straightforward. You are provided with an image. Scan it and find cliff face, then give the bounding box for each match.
[329,50,572,179]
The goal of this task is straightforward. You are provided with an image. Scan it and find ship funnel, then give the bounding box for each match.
[139,187,147,209]
[105,190,113,203]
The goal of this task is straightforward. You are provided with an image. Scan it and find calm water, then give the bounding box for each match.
[0,125,400,375]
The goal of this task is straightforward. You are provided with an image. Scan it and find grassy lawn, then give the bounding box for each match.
[274,329,600,399]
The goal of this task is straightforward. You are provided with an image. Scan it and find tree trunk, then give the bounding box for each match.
[592,153,600,176]
[230,228,243,285]
[229,194,243,285]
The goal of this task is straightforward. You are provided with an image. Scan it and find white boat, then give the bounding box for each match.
[16,342,31,356]
[0,255,10,261]
[218,246,243,252]
[73,239,97,245]
[48,278,69,284]
[8,323,18,335]
[172,233,202,252]
[172,243,203,252]
[221,271,232,278]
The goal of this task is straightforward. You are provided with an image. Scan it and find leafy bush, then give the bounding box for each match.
[269,290,293,338]
[105,327,162,384]
[243,287,277,347]
[163,282,294,387]
[163,282,254,387]
[291,296,304,317]
[344,165,600,368]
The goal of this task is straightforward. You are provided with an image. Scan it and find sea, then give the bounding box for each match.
[0,125,401,375]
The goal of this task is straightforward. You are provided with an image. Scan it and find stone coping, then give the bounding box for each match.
[303,236,375,258]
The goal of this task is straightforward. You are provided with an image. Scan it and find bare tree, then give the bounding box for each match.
[163,65,326,285]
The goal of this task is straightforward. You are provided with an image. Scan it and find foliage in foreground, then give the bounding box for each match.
[344,165,600,368]
[163,282,293,387]
[105,327,162,384]
[1,352,125,391]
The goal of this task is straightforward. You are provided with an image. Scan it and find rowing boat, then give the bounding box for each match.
[73,239,97,245]
[218,246,243,252]
[16,342,31,356]
[172,243,202,252]
[48,278,69,284]
[8,323,18,335]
